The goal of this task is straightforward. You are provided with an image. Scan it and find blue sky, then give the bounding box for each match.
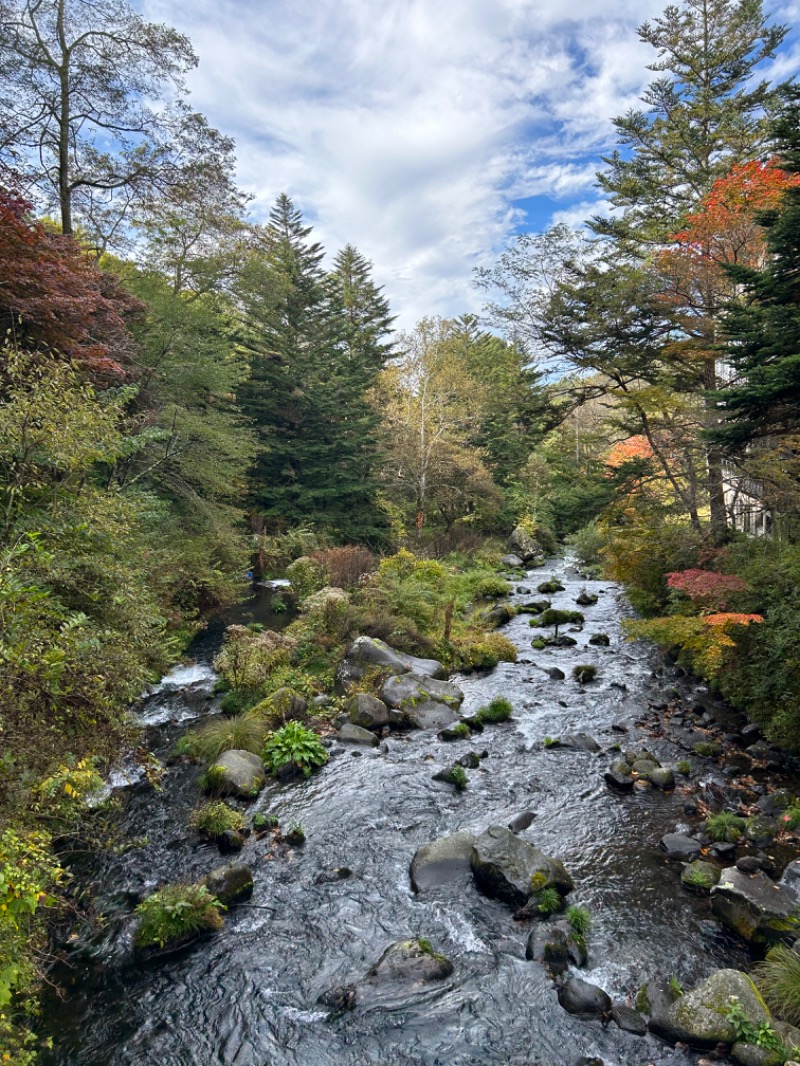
[143,0,800,329]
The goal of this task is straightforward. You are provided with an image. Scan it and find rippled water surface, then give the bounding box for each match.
[43,562,770,1066]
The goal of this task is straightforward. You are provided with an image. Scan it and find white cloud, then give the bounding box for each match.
[139,0,794,329]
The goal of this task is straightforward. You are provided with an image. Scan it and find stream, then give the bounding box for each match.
[42,558,792,1066]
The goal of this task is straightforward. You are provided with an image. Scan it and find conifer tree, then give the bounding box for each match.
[713,90,800,451]
[237,197,392,542]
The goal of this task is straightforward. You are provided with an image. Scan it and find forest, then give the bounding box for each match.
[1,0,800,1061]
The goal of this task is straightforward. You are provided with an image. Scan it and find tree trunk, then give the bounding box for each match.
[56,0,72,235]
[703,358,728,545]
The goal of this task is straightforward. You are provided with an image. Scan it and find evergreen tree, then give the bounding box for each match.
[237,197,392,543]
[713,90,800,450]
[596,0,787,248]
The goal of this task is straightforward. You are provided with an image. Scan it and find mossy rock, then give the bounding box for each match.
[681,860,721,895]
[537,580,565,594]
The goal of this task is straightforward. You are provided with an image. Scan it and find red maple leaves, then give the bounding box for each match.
[0,188,140,377]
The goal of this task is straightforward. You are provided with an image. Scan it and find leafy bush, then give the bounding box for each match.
[475,697,513,724]
[213,625,298,694]
[262,722,328,777]
[134,883,224,949]
[468,574,512,600]
[189,801,245,838]
[286,556,329,600]
[566,520,606,573]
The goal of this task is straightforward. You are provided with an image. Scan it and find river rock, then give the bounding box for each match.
[508,811,536,833]
[407,701,461,731]
[604,769,635,792]
[509,525,543,564]
[365,939,453,986]
[611,1003,647,1036]
[501,553,524,568]
[336,636,447,691]
[659,834,702,861]
[546,667,565,680]
[779,859,800,901]
[647,766,675,790]
[681,860,721,894]
[551,733,601,754]
[410,831,476,892]
[470,826,573,908]
[338,722,380,747]
[202,862,253,905]
[526,920,587,975]
[206,750,266,799]
[711,867,799,944]
[482,603,516,627]
[731,1044,785,1066]
[649,969,770,1047]
[558,977,612,1019]
[380,672,464,711]
[346,693,390,730]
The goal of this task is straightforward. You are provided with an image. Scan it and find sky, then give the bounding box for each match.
[142,0,800,330]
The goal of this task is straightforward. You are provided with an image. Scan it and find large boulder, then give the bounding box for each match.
[649,969,771,1048]
[380,672,463,710]
[365,939,453,985]
[336,636,446,691]
[470,825,573,908]
[346,693,391,730]
[509,525,544,564]
[405,701,461,731]
[202,862,253,906]
[206,750,265,799]
[711,867,799,945]
[501,553,524,568]
[410,831,476,892]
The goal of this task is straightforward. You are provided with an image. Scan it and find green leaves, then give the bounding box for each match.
[262,722,328,778]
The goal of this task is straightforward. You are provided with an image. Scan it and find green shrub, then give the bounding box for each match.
[262,722,328,777]
[566,520,606,572]
[677,759,691,776]
[443,764,468,790]
[252,812,279,831]
[755,945,800,1027]
[219,688,259,717]
[459,631,517,669]
[540,608,584,629]
[567,905,592,937]
[531,637,547,650]
[134,883,224,949]
[179,712,272,761]
[286,556,329,599]
[535,887,563,916]
[704,812,746,842]
[543,736,558,748]
[475,697,513,724]
[189,801,245,838]
[213,625,298,693]
[781,806,800,831]
[470,575,512,600]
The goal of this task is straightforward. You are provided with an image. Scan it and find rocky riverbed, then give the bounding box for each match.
[40,558,800,1066]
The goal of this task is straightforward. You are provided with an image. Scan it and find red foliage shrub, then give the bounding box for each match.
[667,569,749,609]
[311,545,377,590]
[0,188,141,377]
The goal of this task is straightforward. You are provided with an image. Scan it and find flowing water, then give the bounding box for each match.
[43,561,777,1066]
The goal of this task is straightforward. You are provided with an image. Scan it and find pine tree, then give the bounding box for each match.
[596,0,787,248]
[237,197,393,543]
[593,0,788,542]
[713,90,800,451]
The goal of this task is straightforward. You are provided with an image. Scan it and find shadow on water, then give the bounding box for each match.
[40,561,789,1066]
